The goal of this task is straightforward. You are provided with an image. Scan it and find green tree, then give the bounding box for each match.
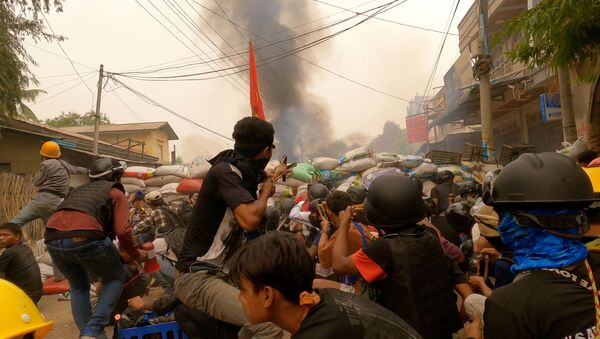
[45,111,110,127]
[500,0,600,145]
[0,0,64,119]
[500,0,600,80]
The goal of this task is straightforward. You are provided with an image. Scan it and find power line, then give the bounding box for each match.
[313,0,459,36]
[40,12,96,106]
[31,73,97,105]
[108,75,233,142]
[417,0,461,113]
[24,42,98,71]
[111,0,404,81]
[106,83,144,122]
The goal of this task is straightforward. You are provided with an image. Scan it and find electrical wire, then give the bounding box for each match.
[31,73,97,105]
[23,42,98,71]
[107,83,144,122]
[111,0,403,81]
[416,0,461,114]
[108,75,233,142]
[313,0,459,36]
[40,12,96,106]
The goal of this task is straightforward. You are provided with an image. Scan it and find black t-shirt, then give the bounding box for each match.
[484,252,600,339]
[0,243,43,303]
[176,162,254,271]
[294,288,421,339]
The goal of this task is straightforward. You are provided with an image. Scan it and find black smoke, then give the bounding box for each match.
[211,0,333,162]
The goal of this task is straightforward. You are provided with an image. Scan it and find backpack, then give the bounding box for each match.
[164,228,186,257]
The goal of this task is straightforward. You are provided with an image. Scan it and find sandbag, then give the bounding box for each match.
[459,161,480,173]
[290,163,321,183]
[275,177,305,187]
[160,182,180,195]
[123,183,144,193]
[319,169,355,186]
[310,157,339,170]
[406,162,438,178]
[273,184,294,198]
[145,186,162,193]
[400,155,423,169]
[340,157,377,172]
[362,167,403,188]
[339,146,373,164]
[155,165,190,178]
[374,152,401,163]
[120,177,146,187]
[557,137,588,159]
[145,175,182,187]
[437,165,463,177]
[177,178,203,194]
[123,166,155,179]
[189,163,211,178]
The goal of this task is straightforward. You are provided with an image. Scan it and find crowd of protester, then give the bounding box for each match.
[2,122,600,339]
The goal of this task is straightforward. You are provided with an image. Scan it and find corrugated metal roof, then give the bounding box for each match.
[61,121,178,140]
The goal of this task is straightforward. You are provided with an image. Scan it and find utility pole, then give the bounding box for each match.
[558,67,578,143]
[477,0,494,160]
[92,64,104,156]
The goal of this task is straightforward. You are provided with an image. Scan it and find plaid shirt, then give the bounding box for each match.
[134,207,171,236]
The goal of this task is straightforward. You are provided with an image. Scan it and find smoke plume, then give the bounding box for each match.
[211,0,333,162]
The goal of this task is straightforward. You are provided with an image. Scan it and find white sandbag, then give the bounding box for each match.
[123,166,155,179]
[339,146,373,163]
[275,177,305,187]
[265,160,280,176]
[400,155,423,169]
[120,177,146,187]
[123,183,144,193]
[374,152,401,163]
[145,175,182,187]
[362,167,403,188]
[422,179,437,198]
[557,137,588,158]
[340,157,377,172]
[437,165,463,177]
[407,162,438,178]
[145,186,162,193]
[155,165,190,178]
[311,157,339,170]
[160,182,180,195]
[189,163,211,178]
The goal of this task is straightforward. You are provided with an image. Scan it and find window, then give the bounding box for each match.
[158,145,163,161]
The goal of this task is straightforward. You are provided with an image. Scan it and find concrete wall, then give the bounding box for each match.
[95,128,171,163]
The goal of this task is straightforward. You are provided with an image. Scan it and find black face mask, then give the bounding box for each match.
[248,157,271,173]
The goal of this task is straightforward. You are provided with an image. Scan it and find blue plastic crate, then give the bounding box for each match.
[117,317,188,339]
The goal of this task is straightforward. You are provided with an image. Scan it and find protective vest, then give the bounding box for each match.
[374,226,460,339]
[56,180,124,238]
[435,182,459,213]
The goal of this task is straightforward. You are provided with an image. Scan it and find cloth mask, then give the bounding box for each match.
[498,209,588,273]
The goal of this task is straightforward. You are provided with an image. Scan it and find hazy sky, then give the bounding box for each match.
[25,0,473,161]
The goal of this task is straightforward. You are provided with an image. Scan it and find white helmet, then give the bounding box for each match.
[145,191,162,202]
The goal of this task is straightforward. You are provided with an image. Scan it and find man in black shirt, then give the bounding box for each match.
[228,231,421,339]
[175,117,285,339]
[481,153,600,339]
[430,170,461,246]
[0,223,43,303]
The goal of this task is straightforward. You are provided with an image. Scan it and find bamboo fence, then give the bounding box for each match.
[0,173,45,240]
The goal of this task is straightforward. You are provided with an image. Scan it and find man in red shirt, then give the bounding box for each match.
[45,158,144,339]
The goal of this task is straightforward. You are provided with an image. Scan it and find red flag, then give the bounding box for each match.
[249,41,265,120]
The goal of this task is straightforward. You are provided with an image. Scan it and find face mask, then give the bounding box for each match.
[248,157,270,173]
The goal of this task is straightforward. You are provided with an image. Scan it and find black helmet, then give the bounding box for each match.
[278,198,295,217]
[436,170,455,184]
[364,173,426,228]
[89,158,127,181]
[459,182,478,197]
[347,185,367,204]
[488,152,597,208]
[309,198,325,213]
[446,202,475,233]
[308,183,329,201]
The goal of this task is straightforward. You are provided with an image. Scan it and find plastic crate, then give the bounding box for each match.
[117,320,188,339]
[425,150,462,166]
[462,143,494,163]
[498,144,537,166]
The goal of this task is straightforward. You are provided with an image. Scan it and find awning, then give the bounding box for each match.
[431,75,530,127]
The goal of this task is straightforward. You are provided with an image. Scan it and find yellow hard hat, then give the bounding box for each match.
[583,167,600,193]
[0,279,54,338]
[40,141,61,158]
